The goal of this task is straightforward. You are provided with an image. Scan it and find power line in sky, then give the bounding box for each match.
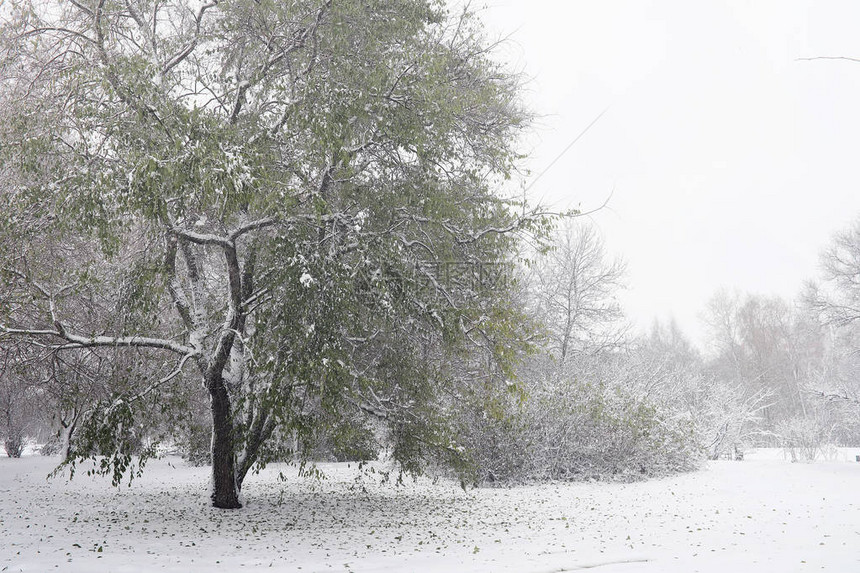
[524,106,611,195]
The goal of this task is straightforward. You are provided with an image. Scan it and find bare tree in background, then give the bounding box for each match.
[530,220,627,364]
[803,217,860,422]
[704,291,819,425]
[644,318,699,368]
[810,218,860,328]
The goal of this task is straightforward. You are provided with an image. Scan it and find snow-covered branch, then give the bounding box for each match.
[0,325,195,356]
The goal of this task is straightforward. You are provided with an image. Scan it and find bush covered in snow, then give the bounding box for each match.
[460,356,702,485]
[777,415,836,462]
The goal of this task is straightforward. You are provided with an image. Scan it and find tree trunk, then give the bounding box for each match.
[60,414,78,462]
[209,376,242,509]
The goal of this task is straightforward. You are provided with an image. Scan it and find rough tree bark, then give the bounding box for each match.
[208,374,242,509]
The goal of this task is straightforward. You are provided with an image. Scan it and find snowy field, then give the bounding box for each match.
[1,449,859,573]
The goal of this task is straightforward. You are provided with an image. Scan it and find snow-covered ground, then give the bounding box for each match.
[1,449,859,572]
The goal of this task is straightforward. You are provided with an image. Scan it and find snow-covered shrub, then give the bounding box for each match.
[777,415,834,462]
[3,432,25,458]
[684,379,772,460]
[0,374,36,458]
[0,345,38,458]
[461,355,702,485]
[522,376,700,481]
[455,387,532,485]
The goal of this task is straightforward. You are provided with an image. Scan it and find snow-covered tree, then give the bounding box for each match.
[703,291,820,431]
[529,220,627,364]
[0,0,549,507]
[802,217,860,442]
[459,232,702,485]
[810,217,860,328]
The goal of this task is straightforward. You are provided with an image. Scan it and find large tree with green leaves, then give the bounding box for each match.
[0,0,549,507]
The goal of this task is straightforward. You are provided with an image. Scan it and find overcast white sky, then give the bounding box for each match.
[479,0,860,347]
